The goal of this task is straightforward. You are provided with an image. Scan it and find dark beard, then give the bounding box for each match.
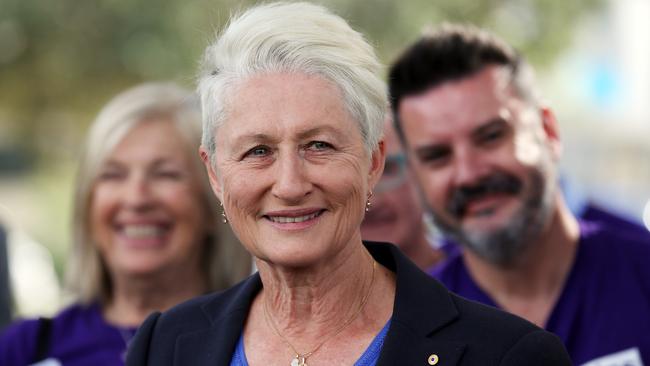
[432,169,554,267]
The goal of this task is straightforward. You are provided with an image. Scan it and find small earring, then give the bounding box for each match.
[219,202,228,224]
[365,191,373,212]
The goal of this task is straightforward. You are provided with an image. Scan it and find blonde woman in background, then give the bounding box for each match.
[0,82,250,366]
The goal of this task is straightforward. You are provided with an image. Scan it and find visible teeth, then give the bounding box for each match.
[269,212,320,223]
[122,225,164,238]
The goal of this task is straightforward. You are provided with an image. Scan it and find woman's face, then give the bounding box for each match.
[205,72,384,268]
[91,119,208,278]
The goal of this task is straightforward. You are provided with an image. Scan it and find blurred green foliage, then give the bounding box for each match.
[1,0,602,160]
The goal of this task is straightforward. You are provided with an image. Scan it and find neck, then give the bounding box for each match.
[401,231,444,270]
[256,241,393,346]
[463,194,580,326]
[103,265,207,327]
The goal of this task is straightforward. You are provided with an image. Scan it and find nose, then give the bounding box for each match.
[451,146,487,187]
[123,173,156,211]
[271,152,312,204]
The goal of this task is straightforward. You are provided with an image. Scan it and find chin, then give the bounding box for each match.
[117,259,170,277]
[258,244,334,269]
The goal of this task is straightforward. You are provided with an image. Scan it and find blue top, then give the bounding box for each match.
[429,220,650,365]
[0,302,137,366]
[230,319,391,366]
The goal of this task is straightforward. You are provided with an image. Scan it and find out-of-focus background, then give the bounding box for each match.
[0,0,648,313]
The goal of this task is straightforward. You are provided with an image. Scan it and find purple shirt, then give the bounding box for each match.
[429,220,650,365]
[0,303,137,366]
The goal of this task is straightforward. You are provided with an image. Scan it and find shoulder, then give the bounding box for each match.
[127,274,261,366]
[0,316,41,365]
[580,218,650,245]
[581,204,647,235]
[579,220,650,266]
[445,294,571,365]
[155,276,257,331]
[126,292,228,366]
[428,245,463,281]
[374,241,570,365]
[0,302,98,364]
[0,303,90,365]
[449,293,542,340]
[0,303,87,344]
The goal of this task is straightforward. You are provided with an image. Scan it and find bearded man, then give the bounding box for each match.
[389,24,650,366]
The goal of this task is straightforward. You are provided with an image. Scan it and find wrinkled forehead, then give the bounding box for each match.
[215,72,362,150]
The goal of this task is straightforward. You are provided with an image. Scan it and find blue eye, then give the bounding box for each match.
[253,147,267,155]
[245,145,271,158]
[307,141,333,150]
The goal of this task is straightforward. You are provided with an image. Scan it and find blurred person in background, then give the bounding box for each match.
[127,3,571,366]
[361,118,444,270]
[0,212,61,329]
[389,24,650,365]
[0,82,251,365]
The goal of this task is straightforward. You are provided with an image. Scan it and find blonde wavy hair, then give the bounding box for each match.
[66,82,251,304]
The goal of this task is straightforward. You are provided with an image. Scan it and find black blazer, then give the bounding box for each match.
[127,242,571,365]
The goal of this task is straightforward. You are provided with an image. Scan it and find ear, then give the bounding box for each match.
[367,139,386,192]
[540,107,562,160]
[199,146,223,203]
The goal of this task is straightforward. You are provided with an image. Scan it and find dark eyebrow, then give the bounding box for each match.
[413,143,450,160]
[471,117,508,139]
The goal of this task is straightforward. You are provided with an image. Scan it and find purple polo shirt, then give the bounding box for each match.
[0,303,137,366]
[429,220,650,365]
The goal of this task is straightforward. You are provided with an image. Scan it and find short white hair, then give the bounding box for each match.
[197,2,387,164]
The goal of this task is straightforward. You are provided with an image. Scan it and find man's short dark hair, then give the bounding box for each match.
[388,24,537,140]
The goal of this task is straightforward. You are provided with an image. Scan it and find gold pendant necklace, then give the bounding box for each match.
[290,355,307,366]
[263,256,377,366]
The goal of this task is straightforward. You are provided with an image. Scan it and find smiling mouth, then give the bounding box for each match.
[468,206,498,217]
[264,210,325,223]
[119,224,169,238]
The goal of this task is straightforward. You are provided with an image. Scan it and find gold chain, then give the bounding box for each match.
[262,256,377,366]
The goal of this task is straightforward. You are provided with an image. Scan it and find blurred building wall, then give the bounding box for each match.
[544,0,650,230]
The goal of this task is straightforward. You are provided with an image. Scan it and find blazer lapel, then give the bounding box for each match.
[366,242,467,366]
[378,321,466,366]
[173,243,466,365]
[174,274,263,366]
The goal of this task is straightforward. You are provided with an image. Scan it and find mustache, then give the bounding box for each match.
[446,173,522,218]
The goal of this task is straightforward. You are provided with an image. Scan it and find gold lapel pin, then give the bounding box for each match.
[428,354,439,365]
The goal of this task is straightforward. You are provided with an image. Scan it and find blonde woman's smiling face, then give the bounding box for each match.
[205,72,384,268]
[91,119,209,278]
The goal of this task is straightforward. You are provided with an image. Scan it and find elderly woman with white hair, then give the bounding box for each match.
[0,83,250,366]
[127,3,571,366]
